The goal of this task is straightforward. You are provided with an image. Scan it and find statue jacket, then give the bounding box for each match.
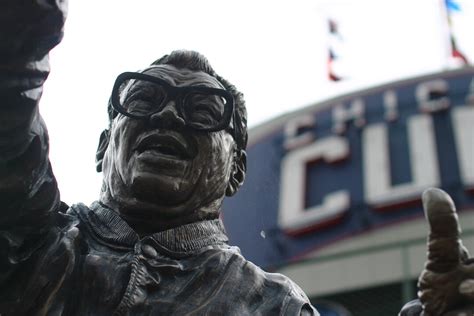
[0,1,318,315]
[0,201,317,315]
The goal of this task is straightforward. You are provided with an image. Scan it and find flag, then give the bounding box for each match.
[444,0,469,65]
[327,18,344,81]
[446,0,461,12]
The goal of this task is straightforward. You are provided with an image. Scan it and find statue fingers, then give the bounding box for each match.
[418,288,446,315]
[422,296,447,316]
[423,188,463,273]
[459,279,474,299]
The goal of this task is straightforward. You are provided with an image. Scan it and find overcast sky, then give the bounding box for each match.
[39,0,474,205]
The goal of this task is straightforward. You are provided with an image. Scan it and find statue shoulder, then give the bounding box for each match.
[222,250,318,315]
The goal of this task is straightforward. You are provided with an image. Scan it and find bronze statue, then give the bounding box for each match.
[0,0,474,316]
[400,188,474,316]
[0,1,317,315]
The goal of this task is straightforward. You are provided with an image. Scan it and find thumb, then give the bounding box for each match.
[423,188,463,273]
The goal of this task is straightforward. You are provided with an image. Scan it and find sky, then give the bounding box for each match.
[39,0,474,205]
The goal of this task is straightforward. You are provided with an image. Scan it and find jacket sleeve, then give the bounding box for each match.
[399,299,422,316]
[283,281,320,316]
[0,0,68,293]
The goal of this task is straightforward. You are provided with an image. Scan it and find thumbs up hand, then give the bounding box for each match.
[417,188,474,316]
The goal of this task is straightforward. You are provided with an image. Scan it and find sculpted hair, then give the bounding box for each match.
[108,50,248,149]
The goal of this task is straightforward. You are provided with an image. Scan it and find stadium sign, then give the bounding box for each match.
[222,68,474,268]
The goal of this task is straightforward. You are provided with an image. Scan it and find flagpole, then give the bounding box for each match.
[440,0,454,68]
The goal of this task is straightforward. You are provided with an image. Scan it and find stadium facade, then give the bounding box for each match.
[222,67,474,316]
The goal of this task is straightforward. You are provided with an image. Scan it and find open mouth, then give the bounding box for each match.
[135,132,195,160]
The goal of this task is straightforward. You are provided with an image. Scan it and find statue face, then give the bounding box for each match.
[101,65,237,222]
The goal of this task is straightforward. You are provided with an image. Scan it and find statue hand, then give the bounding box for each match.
[0,0,67,62]
[417,188,474,316]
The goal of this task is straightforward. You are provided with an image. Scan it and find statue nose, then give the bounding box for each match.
[149,101,185,128]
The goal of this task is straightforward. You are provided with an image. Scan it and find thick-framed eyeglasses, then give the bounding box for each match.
[111,72,236,134]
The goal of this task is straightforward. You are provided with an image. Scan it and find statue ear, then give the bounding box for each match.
[226,149,247,197]
[95,129,110,173]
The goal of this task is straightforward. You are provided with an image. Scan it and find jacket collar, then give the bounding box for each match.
[72,202,228,253]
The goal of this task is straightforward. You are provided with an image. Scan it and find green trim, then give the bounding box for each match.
[401,245,414,302]
[278,228,474,269]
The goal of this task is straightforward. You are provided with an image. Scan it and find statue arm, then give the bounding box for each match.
[400,188,474,316]
[0,0,68,282]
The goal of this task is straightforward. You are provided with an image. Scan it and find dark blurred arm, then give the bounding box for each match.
[0,0,67,286]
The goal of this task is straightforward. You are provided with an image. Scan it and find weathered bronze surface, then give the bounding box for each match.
[400,188,474,316]
[0,1,317,315]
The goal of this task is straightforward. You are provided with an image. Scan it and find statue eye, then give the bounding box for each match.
[125,100,153,115]
[182,93,225,127]
[122,81,167,115]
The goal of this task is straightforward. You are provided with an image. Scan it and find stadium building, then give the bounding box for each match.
[222,67,474,316]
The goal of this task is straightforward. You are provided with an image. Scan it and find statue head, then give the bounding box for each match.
[96,50,247,234]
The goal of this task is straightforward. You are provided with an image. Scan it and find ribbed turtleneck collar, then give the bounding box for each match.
[74,202,228,253]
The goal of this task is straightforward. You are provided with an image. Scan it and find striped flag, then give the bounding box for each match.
[327,18,344,81]
[444,0,469,65]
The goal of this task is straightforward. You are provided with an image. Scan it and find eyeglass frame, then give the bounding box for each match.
[110,71,237,137]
